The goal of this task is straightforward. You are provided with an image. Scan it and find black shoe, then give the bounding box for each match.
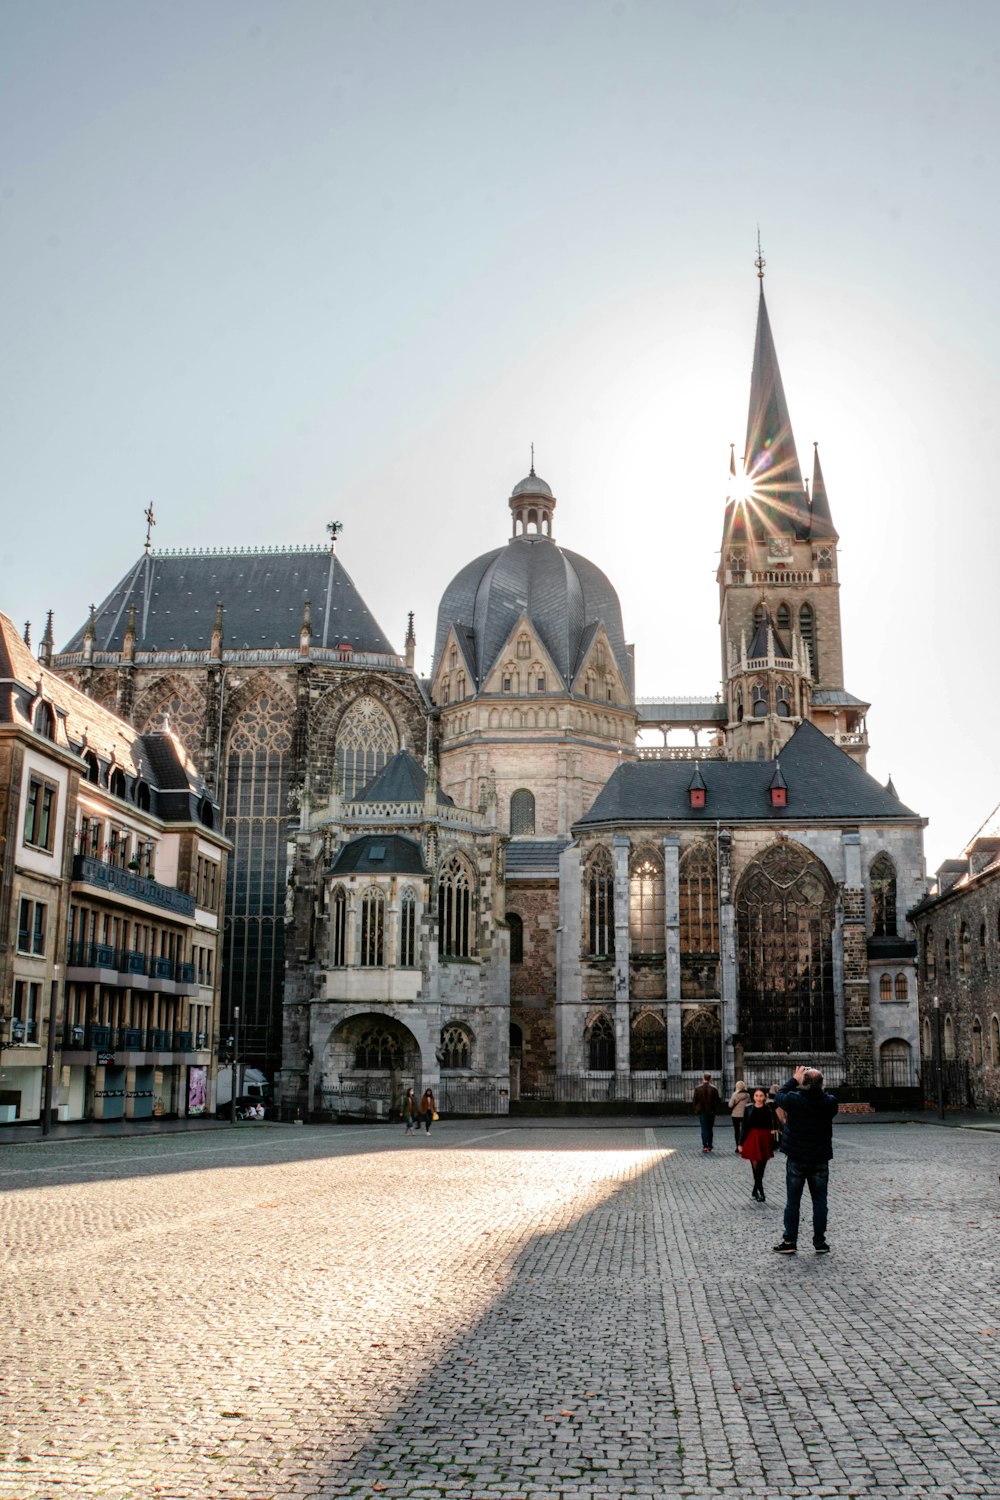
[814,1241,831,1254]
[759,1188,765,1202]
[751,1187,760,1201]
[772,1240,797,1255]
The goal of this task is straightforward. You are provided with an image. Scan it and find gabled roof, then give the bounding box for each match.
[329,834,427,876]
[352,748,455,807]
[746,610,791,660]
[60,547,398,656]
[744,288,810,538]
[576,720,921,828]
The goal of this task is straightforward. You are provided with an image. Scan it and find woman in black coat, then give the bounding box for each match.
[739,1087,781,1201]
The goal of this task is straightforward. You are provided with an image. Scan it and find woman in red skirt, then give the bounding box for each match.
[740,1086,781,1201]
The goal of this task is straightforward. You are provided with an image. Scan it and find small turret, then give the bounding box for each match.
[83,605,97,663]
[210,602,224,660]
[405,611,416,671]
[39,610,54,667]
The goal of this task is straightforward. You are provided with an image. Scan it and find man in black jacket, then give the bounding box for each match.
[691,1072,720,1153]
[772,1065,839,1255]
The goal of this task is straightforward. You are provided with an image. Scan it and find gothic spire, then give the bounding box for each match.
[745,285,809,538]
[808,441,838,540]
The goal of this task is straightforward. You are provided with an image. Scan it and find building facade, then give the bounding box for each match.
[0,613,227,1123]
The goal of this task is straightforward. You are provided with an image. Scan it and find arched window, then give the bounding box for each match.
[870,853,897,937]
[736,841,836,1052]
[587,849,615,958]
[456,672,466,700]
[880,1038,912,1086]
[980,923,988,970]
[629,851,664,955]
[510,789,535,836]
[943,1014,955,1059]
[776,603,791,635]
[354,1023,403,1070]
[735,686,744,723]
[440,1024,472,1069]
[775,682,791,717]
[752,683,768,717]
[921,1016,932,1058]
[83,750,101,784]
[587,1013,615,1071]
[109,768,127,799]
[438,854,473,958]
[34,701,56,740]
[506,912,523,965]
[197,794,212,827]
[679,842,718,953]
[972,1018,983,1066]
[752,603,765,629]
[894,972,908,1001]
[924,928,936,983]
[631,1010,668,1070]
[681,1007,722,1071]
[335,695,399,800]
[943,938,951,977]
[135,780,151,812]
[799,603,816,676]
[959,923,970,975]
[331,886,347,966]
[879,974,893,1002]
[516,634,531,659]
[399,887,417,967]
[360,889,385,967]
[992,1014,1000,1065]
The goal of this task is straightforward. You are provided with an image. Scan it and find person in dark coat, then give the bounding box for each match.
[739,1087,780,1201]
[401,1087,418,1135]
[772,1065,839,1255]
[691,1073,720,1153]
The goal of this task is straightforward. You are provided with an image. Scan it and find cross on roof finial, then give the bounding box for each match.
[530,442,535,476]
[144,503,156,553]
[327,520,343,555]
[755,228,766,282]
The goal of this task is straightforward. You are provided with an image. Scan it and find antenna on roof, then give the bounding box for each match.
[327,520,343,556]
[144,503,156,554]
[755,228,765,282]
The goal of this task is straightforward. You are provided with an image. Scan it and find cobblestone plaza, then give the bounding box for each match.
[1,1120,997,1499]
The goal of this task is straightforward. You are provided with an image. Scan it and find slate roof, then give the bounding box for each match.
[637,701,727,723]
[744,287,810,538]
[353,748,455,807]
[0,611,220,825]
[434,531,631,695]
[812,689,869,708]
[329,834,427,876]
[809,443,838,540]
[505,840,571,878]
[575,721,921,828]
[60,547,398,656]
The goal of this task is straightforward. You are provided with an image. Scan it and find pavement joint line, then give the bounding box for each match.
[0,1130,378,1176]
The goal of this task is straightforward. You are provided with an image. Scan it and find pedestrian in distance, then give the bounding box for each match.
[728,1079,751,1153]
[401,1087,418,1135]
[772,1065,839,1256]
[419,1087,437,1135]
[691,1072,720,1153]
[739,1086,781,1201]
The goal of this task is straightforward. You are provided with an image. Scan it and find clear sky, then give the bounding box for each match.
[2,0,998,875]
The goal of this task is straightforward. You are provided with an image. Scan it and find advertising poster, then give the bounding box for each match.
[187,1066,208,1116]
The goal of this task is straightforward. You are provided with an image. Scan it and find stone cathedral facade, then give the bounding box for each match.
[48,275,927,1114]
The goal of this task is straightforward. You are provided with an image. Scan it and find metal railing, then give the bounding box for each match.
[66,943,198,985]
[62,1025,198,1054]
[71,856,195,918]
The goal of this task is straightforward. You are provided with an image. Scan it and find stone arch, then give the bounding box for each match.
[327,1012,422,1084]
[308,686,405,804]
[585,1009,615,1070]
[134,672,207,766]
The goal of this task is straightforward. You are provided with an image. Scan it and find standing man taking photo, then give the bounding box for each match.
[771,1065,839,1255]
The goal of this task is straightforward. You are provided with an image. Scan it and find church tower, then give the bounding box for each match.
[718,261,870,765]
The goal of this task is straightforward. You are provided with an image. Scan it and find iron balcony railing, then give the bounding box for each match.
[66,943,199,986]
[62,1025,198,1053]
[71,855,196,918]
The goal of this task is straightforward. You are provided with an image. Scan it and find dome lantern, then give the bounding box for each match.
[509,461,556,540]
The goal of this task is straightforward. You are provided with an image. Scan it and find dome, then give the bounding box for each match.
[433,533,631,695]
[510,469,553,499]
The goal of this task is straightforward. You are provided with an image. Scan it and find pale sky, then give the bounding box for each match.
[2,0,998,875]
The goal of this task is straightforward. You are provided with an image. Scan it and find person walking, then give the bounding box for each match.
[401,1087,418,1135]
[418,1087,437,1135]
[727,1080,751,1153]
[692,1072,720,1153]
[772,1065,839,1255]
[739,1086,781,1201]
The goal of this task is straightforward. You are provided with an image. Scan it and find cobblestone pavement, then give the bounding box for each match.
[0,1121,997,1500]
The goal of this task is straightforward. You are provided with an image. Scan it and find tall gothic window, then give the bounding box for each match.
[680,842,719,999]
[776,602,791,635]
[587,849,615,957]
[879,974,893,1002]
[399,887,417,966]
[360,888,385,967]
[870,853,897,937]
[894,972,908,1000]
[630,851,664,955]
[959,922,970,975]
[335,695,399,800]
[587,1012,615,1070]
[924,928,936,982]
[799,603,817,677]
[506,912,523,964]
[331,886,347,966]
[354,1023,404,1070]
[440,1023,472,1068]
[630,1010,668,1070]
[736,841,836,1053]
[682,1008,722,1071]
[510,789,535,835]
[438,854,473,958]
[752,683,768,716]
[224,692,293,1060]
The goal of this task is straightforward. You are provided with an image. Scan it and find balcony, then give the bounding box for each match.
[71,855,196,918]
[62,1025,204,1055]
[65,943,202,996]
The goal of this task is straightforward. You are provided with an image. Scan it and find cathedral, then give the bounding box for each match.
[51,274,927,1115]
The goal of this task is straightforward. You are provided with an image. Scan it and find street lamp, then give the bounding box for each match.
[933,994,944,1120]
[230,1005,240,1125]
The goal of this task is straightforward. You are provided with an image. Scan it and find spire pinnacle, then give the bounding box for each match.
[808,441,838,540]
[144,503,156,554]
[530,441,535,476]
[744,281,808,537]
[755,228,765,282]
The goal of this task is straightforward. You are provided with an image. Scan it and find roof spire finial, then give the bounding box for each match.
[144,502,156,554]
[530,441,535,476]
[754,227,765,282]
[326,520,343,556]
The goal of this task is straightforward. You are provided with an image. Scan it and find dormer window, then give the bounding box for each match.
[770,785,787,807]
[690,787,706,809]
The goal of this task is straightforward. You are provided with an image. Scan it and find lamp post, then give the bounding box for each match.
[230,1005,240,1124]
[933,994,944,1120]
